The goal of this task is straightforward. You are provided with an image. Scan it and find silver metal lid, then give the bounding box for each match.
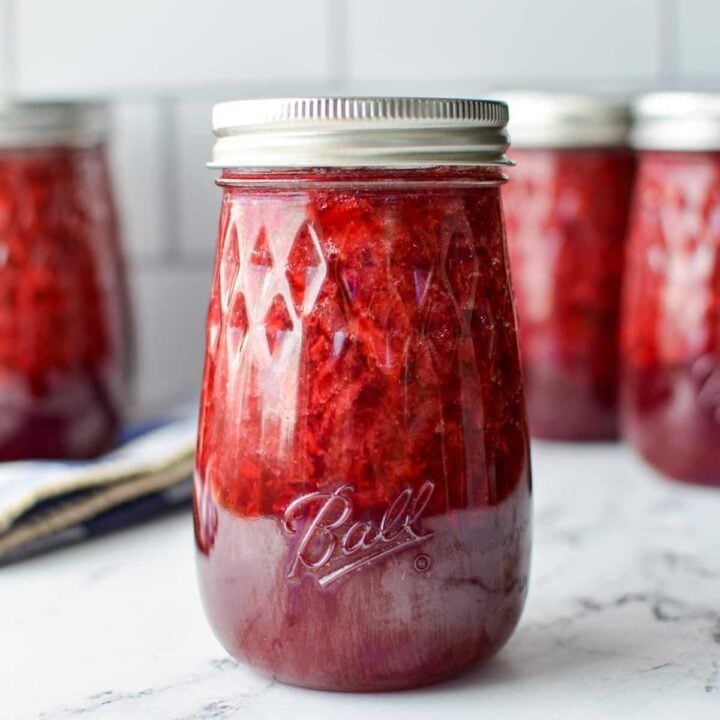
[0,102,108,148]
[210,97,510,168]
[631,92,720,151]
[491,91,631,149]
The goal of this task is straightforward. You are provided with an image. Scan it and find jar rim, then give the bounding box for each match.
[215,165,509,188]
[489,91,631,149]
[631,92,720,151]
[209,97,511,168]
[0,101,108,148]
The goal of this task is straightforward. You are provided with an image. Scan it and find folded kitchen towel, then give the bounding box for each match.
[0,412,197,565]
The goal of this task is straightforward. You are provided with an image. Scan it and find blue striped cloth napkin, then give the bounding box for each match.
[0,412,197,565]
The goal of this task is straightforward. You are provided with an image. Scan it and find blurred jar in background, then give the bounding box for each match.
[622,93,720,486]
[500,93,635,440]
[0,103,132,459]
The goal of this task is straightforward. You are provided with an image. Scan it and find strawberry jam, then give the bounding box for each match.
[621,150,720,486]
[195,99,531,691]
[195,164,531,690]
[0,105,131,459]
[504,148,635,439]
[497,93,635,440]
[503,149,634,440]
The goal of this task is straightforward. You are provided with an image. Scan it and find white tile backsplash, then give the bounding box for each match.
[0,0,716,413]
[109,101,168,260]
[15,0,331,96]
[0,2,7,99]
[676,0,720,82]
[130,262,213,414]
[347,0,661,85]
[0,0,15,101]
[174,99,221,258]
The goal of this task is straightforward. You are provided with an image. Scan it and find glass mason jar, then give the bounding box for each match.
[500,93,635,440]
[622,93,720,486]
[194,98,532,691]
[0,103,132,459]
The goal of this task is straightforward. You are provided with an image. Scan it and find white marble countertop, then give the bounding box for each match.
[2,442,720,720]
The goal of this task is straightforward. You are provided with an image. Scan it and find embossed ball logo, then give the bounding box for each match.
[282,481,435,587]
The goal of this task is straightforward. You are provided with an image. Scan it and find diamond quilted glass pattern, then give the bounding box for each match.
[444,213,479,319]
[422,280,461,375]
[206,296,222,357]
[220,224,240,311]
[251,226,273,267]
[264,293,294,357]
[226,291,249,359]
[244,226,274,319]
[286,220,325,316]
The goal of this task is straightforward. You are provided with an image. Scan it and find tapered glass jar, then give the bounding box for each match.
[194,98,532,691]
[0,103,132,459]
[500,93,635,440]
[622,93,720,486]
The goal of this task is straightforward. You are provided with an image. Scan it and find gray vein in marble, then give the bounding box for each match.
[572,591,720,636]
[646,550,720,581]
[6,445,720,719]
[40,659,274,720]
[706,661,720,694]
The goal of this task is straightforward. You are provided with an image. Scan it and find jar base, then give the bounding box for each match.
[247,645,509,693]
[622,364,720,487]
[523,363,619,442]
[0,384,121,460]
[198,499,530,694]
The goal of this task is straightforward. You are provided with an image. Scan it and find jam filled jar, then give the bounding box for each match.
[622,93,720,486]
[194,98,531,691]
[0,103,131,459]
[500,93,635,440]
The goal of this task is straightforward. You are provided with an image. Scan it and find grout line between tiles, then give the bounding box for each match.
[1,0,16,96]
[326,0,349,93]
[158,96,181,264]
[128,253,213,274]
[657,0,678,88]
[12,76,680,105]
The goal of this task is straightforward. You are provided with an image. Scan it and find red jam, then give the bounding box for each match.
[0,144,131,459]
[503,148,635,440]
[621,151,720,486]
[195,167,531,691]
